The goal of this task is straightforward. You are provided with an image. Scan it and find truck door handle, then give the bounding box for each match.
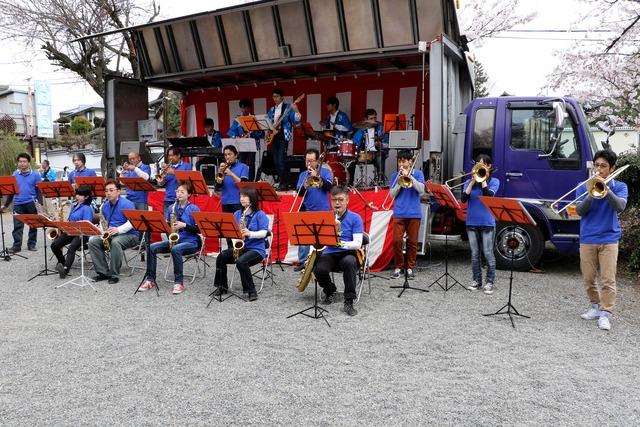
[505,172,523,177]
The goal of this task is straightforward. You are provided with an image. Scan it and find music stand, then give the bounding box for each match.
[15,214,57,280]
[75,176,106,198]
[426,182,466,292]
[0,176,25,261]
[51,220,102,290]
[238,115,262,133]
[173,171,209,197]
[238,181,287,270]
[383,114,407,133]
[283,211,338,327]
[123,209,172,297]
[37,181,75,200]
[192,211,245,306]
[480,196,536,328]
[118,177,156,195]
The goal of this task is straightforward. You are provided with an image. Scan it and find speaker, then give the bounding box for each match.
[389,130,420,149]
[284,156,305,188]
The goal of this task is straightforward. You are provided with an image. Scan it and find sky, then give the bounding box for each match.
[0,0,603,118]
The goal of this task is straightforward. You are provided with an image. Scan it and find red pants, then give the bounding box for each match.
[393,217,421,269]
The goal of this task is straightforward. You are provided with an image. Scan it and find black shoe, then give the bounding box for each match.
[321,292,334,305]
[92,274,109,282]
[7,247,21,254]
[56,263,67,279]
[27,246,37,252]
[248,292,258,302]
[344,300,358,316]
[108,277,119,284]
[211,287,227,297]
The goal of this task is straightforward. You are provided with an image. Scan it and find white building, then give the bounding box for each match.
[591,126,640,155]
[0,88,35,136]
[59,101,105,123]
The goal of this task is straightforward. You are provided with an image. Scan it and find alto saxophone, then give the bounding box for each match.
[232,207,249,260]
[168,210,180,248]
[297,211,340,292]
[99,212,112,251]
[47,198,71,240]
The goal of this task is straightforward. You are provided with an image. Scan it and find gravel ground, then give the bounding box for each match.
[1,215,639,426]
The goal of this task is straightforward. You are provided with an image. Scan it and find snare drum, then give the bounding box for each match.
[338,140,356,159]
[328,162,349,186]
[357,151,374,163]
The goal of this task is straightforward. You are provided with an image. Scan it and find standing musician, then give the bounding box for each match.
[575,149,628,331]
[294,148,333,272]
[227,98,264,181]
[323,96,352,140]
[140,181,201,295]
[195,117,223,173]
[314,186,364,316]
[157,147,192,213]
[51,185,94,279]
[0,152,42,253]
[211,186,270,302]
[88,179,139,284]
[216,145,249,247]
[67,153,96,187]
[39,160,57,182]
[121,151,151,210]
[389,150,425,280]
[268,88,301,191]
[461,155,500,294]
[351,108,388,181]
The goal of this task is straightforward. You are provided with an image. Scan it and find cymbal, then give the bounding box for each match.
[352,120,379,129]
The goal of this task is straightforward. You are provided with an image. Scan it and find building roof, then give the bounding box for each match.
[59,101,105,117]
[0,88,29,97]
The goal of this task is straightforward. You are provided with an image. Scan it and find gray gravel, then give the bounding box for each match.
[1,215,639,426]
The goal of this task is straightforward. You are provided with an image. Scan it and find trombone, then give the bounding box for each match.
[551,164,629,214]
[380,152,419,210]
[289,153,326,213]
[445,162,492,189]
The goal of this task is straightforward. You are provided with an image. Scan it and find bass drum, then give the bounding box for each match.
[327,161,349,186]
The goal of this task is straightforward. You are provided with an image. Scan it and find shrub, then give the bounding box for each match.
[0,135,29,175]
[617,152,640,208]
[70,116,93,135]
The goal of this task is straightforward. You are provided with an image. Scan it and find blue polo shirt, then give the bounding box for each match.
[123,163,152,204]
[163,161,193,203]
[68,203,94,222]
[577,180,628,244]
[166,201,200,245]
[13,169,41,206]
[41,168,57,182]
[234,209,269,259]
[325,210,363,255]
[67,167,96,185]
[390,169,425,219]
[464,177,501,227]
[101,196,138,237]
[221,162,249,206]
[227,117,264,148]
[297,168,332,211]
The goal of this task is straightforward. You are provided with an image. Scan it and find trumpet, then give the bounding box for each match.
[168,210,180,248]
[445,162,492,189]
[216,163,227,184]
[551,164,630,214]
[116,162,130,176]
[155,162,168,180]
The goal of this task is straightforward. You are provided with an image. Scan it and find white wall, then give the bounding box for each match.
[592,127,640,155]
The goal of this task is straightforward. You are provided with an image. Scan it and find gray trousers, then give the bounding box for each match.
[88,233,139,277]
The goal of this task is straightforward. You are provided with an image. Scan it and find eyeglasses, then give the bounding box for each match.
[105,188,117,193]
[594,162,609,169]
[331,197,347,202]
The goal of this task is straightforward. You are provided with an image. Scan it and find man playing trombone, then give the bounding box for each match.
[293,149,333,272]
[575,149,628,331]
[388,150,425,279]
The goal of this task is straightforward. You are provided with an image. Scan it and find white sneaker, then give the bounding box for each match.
[391,268,402,279]
[581,305,601,320]
[467,281,481,290]
[483,282,494,294]
[598,314,611,330]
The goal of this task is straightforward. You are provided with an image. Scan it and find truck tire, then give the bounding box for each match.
[494,222,544,272]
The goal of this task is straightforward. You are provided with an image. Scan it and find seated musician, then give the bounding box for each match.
[323,96,352,140]
[314,186,364,316]
[51,185,94,279]
[195,117,223,173]
[121,151,152,210]
[67,153,96,187]
[157,147,193,213]
[211,186,269,302]
[88,179,139,284]
[227,98,264,181]
[140,181,201,295]
[351,108,388,181]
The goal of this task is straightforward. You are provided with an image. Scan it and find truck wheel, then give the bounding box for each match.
[494,222,544,272]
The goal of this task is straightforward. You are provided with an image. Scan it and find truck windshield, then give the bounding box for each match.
[577,104,599,157]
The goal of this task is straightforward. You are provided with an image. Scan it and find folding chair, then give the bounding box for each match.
[123,238,146,276]
[163,236,208,284]
[332,232,371,304]
[229,214,275,294]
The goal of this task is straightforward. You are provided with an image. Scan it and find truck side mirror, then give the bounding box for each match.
[553,101,566,130]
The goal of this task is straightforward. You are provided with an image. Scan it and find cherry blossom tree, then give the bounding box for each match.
[457,0,536,46]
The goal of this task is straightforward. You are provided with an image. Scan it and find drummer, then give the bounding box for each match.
[322,96,352,150]
[351,108,388,181]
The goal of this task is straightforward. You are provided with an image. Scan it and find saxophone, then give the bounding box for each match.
[296,210,342,292]
[232,207,249,260]
[168,203,180,248]
[47,198,71,240]
[99,211,112,251]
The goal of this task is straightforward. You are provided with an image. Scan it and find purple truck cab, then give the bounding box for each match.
[458,96,599,270]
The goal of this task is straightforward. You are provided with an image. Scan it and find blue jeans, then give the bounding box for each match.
[134,202,148,211]
[298,245,310,265]
[467,226,496,284]
[147,240,199,284]
[12,202,38,249]
[271,134,288,183]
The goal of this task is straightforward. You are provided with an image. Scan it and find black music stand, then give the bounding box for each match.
[283,211,338,327]
[480,196,536,328]
[15,214,57,280]
[238,181,287,270]
[192,211,246,306]
[51,220,102,290]
[0,176,25,261]
[123,209,171,297]
[426,182,466,292]
[75,176,106,198]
